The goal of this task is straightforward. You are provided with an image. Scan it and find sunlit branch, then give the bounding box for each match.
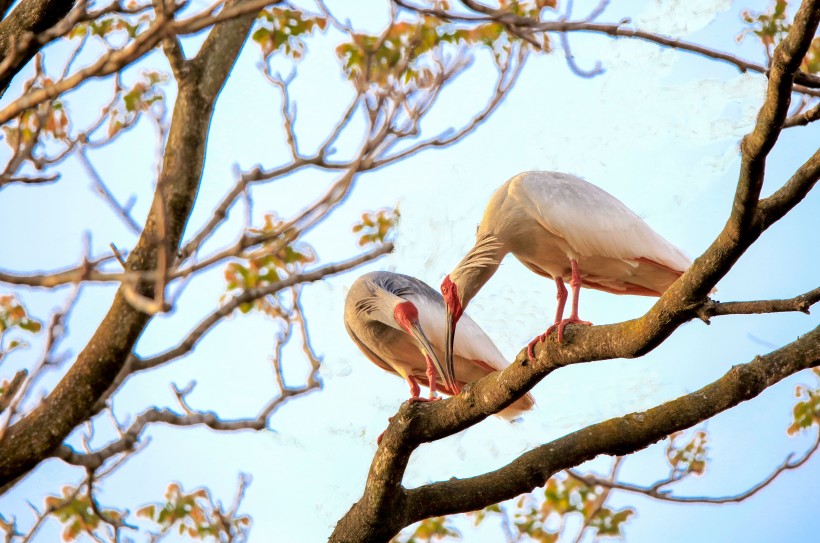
[0,0,293,125]
[783,101,820,128]
[570,457,622,543]
[567,431,820,504]
[755,145,820,229]
[0,285,80,445]
[370,46,527,169]
[137,242,393,372]
[404,327,820,519]
[733,1,819,234]
[395,0,820,91]
[697,286,820,322]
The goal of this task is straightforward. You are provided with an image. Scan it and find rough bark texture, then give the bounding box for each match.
[0,0,75,96]
[330,326,820,542]
[329,1,820,540]
[0,4,257,490]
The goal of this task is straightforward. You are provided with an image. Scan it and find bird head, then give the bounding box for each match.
[393,300,456,394]
[440,275,463,389]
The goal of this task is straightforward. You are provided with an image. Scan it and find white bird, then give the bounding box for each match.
[440,171,692,365]
[344,271,534,416]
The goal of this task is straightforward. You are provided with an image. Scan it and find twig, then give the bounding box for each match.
[567,431,820,504]
[78,147,141,234]
[696,286,820,323]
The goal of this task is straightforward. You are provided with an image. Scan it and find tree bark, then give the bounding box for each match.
[330,327,820,542]
[0,0,75,97]
[0,3,258,492]
[330,1,820,539]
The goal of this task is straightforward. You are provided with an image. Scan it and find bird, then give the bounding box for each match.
[440,170,693,366]
[344,271,534,416]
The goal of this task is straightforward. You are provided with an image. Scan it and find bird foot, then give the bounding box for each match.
[527,333,547,362]
[527,317,593,360]
[407,396,435,404]
[554,316,592,342]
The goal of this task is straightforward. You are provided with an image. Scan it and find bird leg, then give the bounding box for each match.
[405,374,436,404]
[527,260,592,360]
[425,354,440,400]
[527,276,567,360]
[556,259,592,341]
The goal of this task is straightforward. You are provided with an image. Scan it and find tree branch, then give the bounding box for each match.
[567,431,820,504]
[732,0,820,235]
[698,286,820,321]
[395,0,820,90]
[89,242,394,414]
[0,0,259,492]
[0,0,75,97]
[331,4,820,538]
[401,326,820,527]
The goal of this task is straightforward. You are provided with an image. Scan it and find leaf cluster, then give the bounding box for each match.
[251,8,328,60]
[788,368,820,435]
[44,486,122,542]
[352,207,401,247]
[740,0,820,74]
[136,482,251,540]
[108,71,168,137]
[0,294,42,356]
[224,214,316,315]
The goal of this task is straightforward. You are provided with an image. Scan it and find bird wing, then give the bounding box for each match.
[344,320,400,376]
[508,172,692,272]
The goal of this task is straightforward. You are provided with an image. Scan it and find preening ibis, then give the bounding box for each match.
[344,271,534,416]
[441,171,692,364]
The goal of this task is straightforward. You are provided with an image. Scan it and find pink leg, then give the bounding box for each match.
[555,259,592,342]
[405,375,434,404]
[425,355,441,400]
[407,376,421,399]
[527,261,593,360]
[527,277,567,361]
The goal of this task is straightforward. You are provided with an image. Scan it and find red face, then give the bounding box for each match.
[440,275,463,323]
[393,301,419,333]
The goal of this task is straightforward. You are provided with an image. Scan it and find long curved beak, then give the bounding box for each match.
[444,309,458,394]
[409,320,457,394]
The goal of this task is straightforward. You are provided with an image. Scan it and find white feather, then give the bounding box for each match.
[408,291,508,371]
[506,171,691,272]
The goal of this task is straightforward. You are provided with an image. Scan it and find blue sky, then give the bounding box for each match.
[1,0,819,541]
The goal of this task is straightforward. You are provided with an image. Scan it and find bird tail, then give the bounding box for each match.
[498,392,536,420]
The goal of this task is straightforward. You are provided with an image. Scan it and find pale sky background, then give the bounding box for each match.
[1,0,819,541]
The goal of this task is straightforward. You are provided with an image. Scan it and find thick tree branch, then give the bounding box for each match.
[732,0,820,235]
[90,242,395,413]
[0,0,258,492]
[331,4,820,539]
[0,0,75,97]
[402,326,820,528]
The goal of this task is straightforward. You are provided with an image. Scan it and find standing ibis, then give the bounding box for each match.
[344,271,534,416]
[440,171,692,365]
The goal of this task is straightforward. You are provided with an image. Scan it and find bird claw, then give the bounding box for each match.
[526,333,547,362]
[407,396,435,404]
[528,317,593,360]
[555,316,592,342]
